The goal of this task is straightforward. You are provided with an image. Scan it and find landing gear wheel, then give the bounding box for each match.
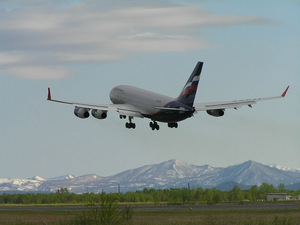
[149,121,159,130]
[168,122,178,128]
[125,116,136,129]
[125,122,136,129]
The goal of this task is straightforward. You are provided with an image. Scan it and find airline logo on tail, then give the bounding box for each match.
[177,62,203,107]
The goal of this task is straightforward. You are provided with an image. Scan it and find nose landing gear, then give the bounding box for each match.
[125,116,136,129]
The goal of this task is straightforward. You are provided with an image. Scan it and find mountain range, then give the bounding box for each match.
[1,160,300,194]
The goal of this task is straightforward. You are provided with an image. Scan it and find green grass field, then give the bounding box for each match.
[0,208,299,225]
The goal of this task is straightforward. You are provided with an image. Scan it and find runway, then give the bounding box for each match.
[1,202,299,211]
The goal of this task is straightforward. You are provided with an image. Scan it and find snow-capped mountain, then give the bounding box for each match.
[1,160,300,194]
[0,178,42,192]
[30,176,46,181]
[47,175,76,181]
[269,164,300,173]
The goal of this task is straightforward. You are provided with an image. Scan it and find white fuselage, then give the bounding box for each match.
[110,85,173,114]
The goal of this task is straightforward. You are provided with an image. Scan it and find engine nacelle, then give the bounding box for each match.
[74,107,89,119]
[91,109,107,119]
[206,109,224,117]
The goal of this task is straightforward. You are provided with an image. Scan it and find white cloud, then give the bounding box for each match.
[0,52,23,65]
[0,1,274,80]
[3,66,73,80]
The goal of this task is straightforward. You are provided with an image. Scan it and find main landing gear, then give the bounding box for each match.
[125,116,136,129]
[150,121,159,131]
[168,122,178,128]
[121,116,178,130]
[149,121,178,130]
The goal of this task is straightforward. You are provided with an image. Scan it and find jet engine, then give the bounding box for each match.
[74,107,90,119]
[91,109,107,119]
[206,109,224,117]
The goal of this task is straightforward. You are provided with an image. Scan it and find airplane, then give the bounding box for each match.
[47,61,289,130]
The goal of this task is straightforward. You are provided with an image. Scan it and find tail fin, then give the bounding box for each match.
[177,61,203,107]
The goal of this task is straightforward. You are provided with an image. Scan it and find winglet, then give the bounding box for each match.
[281,85,289,97]
[47,88,52,100]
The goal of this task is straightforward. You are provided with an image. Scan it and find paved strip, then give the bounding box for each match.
[0,203,299,211]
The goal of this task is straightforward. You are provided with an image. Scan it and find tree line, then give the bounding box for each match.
[0,183,299,205]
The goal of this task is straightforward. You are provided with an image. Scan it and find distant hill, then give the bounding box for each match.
[286,182,300,191]
[1,160,300,194]
[215,181,252,191]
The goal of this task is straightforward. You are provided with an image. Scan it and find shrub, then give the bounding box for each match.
[73,192,132,225]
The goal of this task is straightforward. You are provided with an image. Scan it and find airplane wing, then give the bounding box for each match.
[47,88,144,118]
[194,86,289,111]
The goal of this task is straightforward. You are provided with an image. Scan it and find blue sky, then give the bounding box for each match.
[0,0,299,179]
